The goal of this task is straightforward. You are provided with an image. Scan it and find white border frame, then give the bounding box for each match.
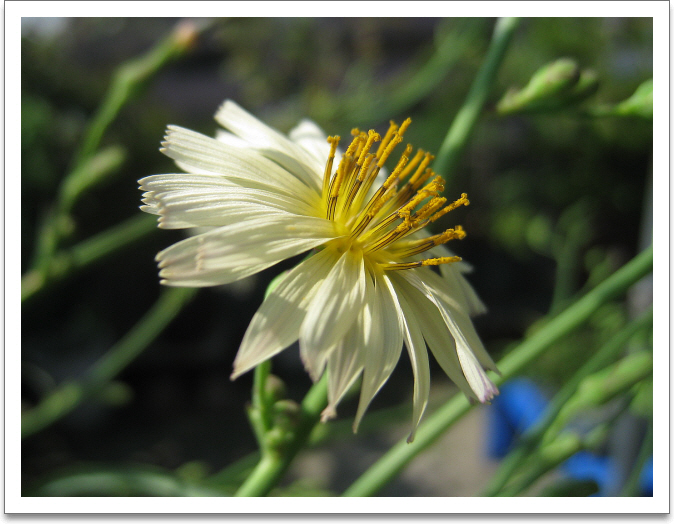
[7,1,669,516]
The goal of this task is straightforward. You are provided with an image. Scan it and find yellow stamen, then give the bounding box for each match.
[397,117,412,137]
[421,256,462,266]
[377,134,403,167]
[381,255,461,271]
[399,148,425,180]
[322,135,340,199]
[357,130,381,166]
[408,152,435,185]
[327,156,351,219]
[429,193,470,223]
[413,196,447,222]
[344,134,363,158]
[376,121,398,159]
[343,153,375,215]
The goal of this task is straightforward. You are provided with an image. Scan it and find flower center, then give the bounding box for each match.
[320,119,470,271]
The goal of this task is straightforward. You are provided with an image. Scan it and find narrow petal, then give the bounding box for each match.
[231,249,337,378]
[390,273,477,402]
[162,125,320,205]
[288,119,341,170]
[156,215,336,286]
[398,271,499,403]
[441,262,488,316]
[321,314,366,421]
[420,268,498,373]
[139,174,320,229]
[429,243,487,316]
[353,271,404,433]
[299,249,366,374]
[214,100,323,192]
[390,280,430,442]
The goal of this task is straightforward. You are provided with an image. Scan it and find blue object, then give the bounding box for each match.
[487,378,548,458]
[639,456,653,496]
[486,378,652,496]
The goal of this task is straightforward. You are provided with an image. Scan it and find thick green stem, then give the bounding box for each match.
[342,245,652,497]
[433,17,520,178]
[22,287,196,438]
[234,376,328,497]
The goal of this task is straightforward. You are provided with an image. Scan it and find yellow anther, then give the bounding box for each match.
[376,120,399,159]
[387,146,412,182]
[322,135,341,199]
[419,175,445,195]
[357,130,381,166]
[397,117,412,137]
[351,128,361,136]
[433,226,466,246]
[415,196,447,222]
[359,154,375,179]
[409,152,435,185]
[399,148,425,180]
[344,134,363,158]
[420,256,462,267]
[399,190,434,217]
[377,134,403,167]
[429,193,469,223]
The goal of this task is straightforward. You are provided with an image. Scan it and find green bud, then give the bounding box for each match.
[264,374,287,403]
[497,58,581,115]
[272,399,302,433]
[588,79,652,119]
[265,400,302,451]
[612,79,653,118]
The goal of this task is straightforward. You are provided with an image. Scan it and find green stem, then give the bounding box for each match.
[22,287,196,438]
[433,17,520,178]
[29,21,199,274]
[234,376,328,497]
[248,360,273,445]
[499,425,608,497]
[22,214,157,303]
[72,22,198,167]
[482,308,652,496]
[342,245,652,497]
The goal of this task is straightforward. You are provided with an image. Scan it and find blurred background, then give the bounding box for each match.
[21,17,653,496]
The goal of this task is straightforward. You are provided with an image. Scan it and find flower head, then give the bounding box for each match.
[139,100,498,441]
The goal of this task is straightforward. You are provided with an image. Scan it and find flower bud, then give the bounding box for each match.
[497,58,581,115]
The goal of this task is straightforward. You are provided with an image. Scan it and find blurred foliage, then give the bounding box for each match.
[22,17,652,497]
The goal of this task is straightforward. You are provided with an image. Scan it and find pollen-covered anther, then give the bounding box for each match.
[381,255,461,271]
[409,153,436,185]
[322,135,341,198]
[414,196,447,222]
[377,134,403,168]
[397,117,412,137]
[357,130,381,166]
[436,225,466,243]
[375,121,398,158]
[420,255,462,267]
[399,148,425,180]
[429,193,470,223]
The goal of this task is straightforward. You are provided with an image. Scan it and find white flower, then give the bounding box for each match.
[139,100,499,441]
